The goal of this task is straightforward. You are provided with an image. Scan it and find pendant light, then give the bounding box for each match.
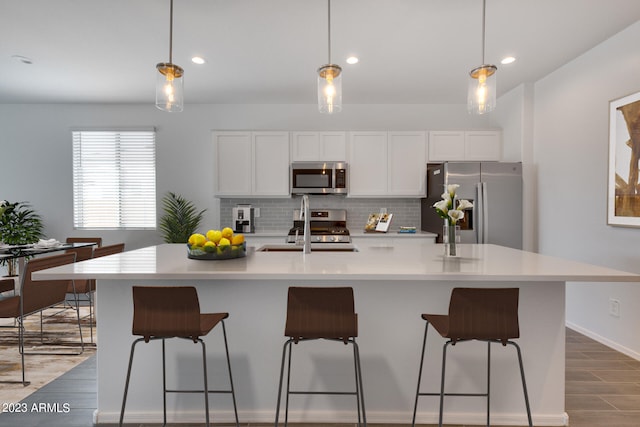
[467,0,497,115]
[317,0,342,114]
[156,0,184,112]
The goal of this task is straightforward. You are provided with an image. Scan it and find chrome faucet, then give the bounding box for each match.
[299,194,311,254]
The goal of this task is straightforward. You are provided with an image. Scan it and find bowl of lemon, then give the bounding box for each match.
[187,227,246,260]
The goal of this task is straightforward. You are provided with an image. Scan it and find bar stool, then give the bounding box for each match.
[411,287,533,427]
[119,286,239,427]
[275,286,366,427]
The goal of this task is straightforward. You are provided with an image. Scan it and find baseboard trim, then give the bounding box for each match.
[96,408,569,426]
[566,322,640,361]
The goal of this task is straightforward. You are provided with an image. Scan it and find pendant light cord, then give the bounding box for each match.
[169,0,174,64]
[327,0,332,64]
[481,0,486,64]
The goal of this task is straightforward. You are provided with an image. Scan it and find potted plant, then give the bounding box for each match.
[159,192,206,243]
[0,200,44,276]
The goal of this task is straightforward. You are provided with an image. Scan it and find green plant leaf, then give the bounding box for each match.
[158,192,206,243]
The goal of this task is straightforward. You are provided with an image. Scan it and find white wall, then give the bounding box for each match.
[0,102,499,254]
[533,21,640,357]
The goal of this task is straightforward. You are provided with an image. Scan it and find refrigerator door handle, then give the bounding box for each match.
[476,182,483,244]
[481,182,489,244]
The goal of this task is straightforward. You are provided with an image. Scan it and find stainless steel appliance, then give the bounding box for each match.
[290,161,348,195]
[232,205,255,233]
[421,162,523,249]
[287,209,351,243]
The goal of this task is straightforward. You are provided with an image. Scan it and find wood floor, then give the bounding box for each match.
[0,328,638,426]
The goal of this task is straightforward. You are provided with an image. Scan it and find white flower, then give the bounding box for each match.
[448,209,465,223]
[457,199,474,210]
[446,184,460,197]
[433,199,449,213]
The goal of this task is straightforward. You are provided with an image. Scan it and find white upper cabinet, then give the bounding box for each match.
[291,131,347,161]
[213,131,290,197]
[428,130,502,161]
[387,131,427,196]
[213,131,252,196]
[349,131,388,196]
[464,130,502,160]
[349,131,427,197]
[252,131,290,196]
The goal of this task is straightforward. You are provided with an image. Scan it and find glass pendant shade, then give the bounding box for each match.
[467,64,497,115]
[317,64,342,114]
[156,62,184,112]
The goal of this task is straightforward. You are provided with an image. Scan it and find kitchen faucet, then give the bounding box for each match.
[297,194,311,254]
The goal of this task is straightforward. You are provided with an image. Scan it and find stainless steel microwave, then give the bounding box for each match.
[290,162,348,195]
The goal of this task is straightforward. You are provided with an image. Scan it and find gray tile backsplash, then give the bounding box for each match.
[220,196,421,233]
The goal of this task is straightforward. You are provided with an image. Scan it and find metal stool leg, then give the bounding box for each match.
[162,339,167,426]
[275,339,293,427]
[119,338,143,427]
[221,320,240,427]
[352,338,367,427]
[284,340,293,427]
[509,341,533,427]
[438,340,452,427]
[199,338,211,427]
[411,321,429,427]
[486,341,491,427]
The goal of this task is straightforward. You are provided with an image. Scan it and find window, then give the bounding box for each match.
[72,130,156,229]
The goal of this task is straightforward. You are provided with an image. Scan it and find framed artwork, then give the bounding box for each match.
[608,90,640,226]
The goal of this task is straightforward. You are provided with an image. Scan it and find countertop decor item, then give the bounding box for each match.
[187,241,246,260]
[432,184,473,257]
[186,228,246,260]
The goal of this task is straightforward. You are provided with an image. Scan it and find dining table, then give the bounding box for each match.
[0,241,96,289]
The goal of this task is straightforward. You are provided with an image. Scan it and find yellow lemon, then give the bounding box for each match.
[206,229,222,243]
[203,241,217,252]
[231,234,244,245]
[221,227,234,239]
[218,237,231,247]
[188,233,206,247]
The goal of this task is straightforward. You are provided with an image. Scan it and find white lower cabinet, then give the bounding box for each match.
[348,131,427,197]
[213,131,290,197]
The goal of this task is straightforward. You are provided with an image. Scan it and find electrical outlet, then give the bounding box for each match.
[609,298,620,318]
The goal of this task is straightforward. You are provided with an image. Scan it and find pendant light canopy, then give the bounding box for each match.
[317,0,342,114]
[156,0,184,113]
[467,0,496,115]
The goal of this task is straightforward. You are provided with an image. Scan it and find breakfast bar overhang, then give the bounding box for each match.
[35,242,640,426]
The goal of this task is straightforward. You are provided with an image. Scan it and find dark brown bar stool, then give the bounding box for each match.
[411,287,533,427]
[275,286,366,427]
[119,286,239,427]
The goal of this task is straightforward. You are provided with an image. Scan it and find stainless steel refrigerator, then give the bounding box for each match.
[420,162,523,249]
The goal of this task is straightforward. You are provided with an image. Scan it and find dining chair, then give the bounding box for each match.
[0,252,84,386]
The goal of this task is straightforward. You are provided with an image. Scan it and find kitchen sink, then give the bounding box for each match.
[256,243,359,252]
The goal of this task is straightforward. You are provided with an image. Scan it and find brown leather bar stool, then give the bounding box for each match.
[119,286,239,427]
[411,287,533,427]
[275,286,366,427]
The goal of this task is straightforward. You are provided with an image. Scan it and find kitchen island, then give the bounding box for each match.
[35,241,639,426]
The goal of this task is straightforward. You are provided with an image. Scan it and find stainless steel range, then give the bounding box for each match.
[287,209,351,243]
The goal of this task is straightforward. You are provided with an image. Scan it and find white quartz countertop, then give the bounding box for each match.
[34,241,639,283]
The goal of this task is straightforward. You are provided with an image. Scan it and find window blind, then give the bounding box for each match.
[72,130,156,229]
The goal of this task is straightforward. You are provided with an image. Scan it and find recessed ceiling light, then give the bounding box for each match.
[12,55,33,65]
[501,56,516,65]
[191,56,206,65]
[346,56,359,65]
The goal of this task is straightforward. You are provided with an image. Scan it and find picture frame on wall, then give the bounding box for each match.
[608,90,640,227]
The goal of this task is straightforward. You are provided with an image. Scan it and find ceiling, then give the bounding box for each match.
[2,0,640,106]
